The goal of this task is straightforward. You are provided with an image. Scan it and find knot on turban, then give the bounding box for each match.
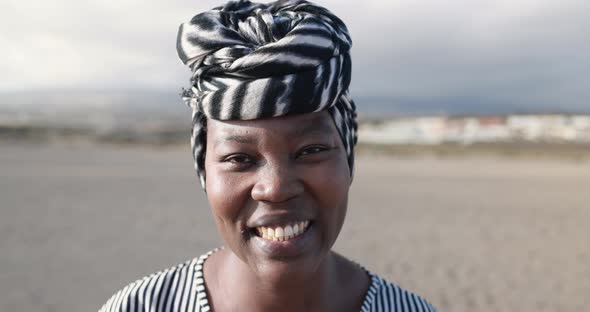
[177,0,357,189]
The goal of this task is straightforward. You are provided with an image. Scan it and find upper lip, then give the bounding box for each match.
[248,212,312,228]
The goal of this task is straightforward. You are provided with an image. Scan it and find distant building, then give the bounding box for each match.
[359,114,590,145]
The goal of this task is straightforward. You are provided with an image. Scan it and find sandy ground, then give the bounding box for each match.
[1,142,589,311]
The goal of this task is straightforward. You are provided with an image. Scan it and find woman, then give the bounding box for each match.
[100,0,437,311]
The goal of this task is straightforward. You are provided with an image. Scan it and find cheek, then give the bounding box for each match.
[305,159,351,226]
[205,168,247,235]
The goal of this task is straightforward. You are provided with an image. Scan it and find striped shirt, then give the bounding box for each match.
[99,249,437,312]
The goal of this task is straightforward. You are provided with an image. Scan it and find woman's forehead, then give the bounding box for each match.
[207,111,338,141]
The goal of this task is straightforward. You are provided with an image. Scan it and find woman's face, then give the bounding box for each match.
[204,111,352,279]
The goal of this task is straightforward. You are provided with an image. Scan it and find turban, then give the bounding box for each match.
[176,0,357,189]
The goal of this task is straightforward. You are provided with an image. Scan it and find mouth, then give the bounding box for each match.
[252,220,312,242]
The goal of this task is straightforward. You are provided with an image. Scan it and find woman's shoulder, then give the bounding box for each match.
[361,271,438,312]
[98,253,211,312]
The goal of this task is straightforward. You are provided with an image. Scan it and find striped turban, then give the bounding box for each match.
[177,0,358,189]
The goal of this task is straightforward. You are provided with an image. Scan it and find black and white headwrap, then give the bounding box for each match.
[177,0,358,189]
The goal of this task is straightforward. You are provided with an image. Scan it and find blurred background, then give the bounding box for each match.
[1,0,589,311]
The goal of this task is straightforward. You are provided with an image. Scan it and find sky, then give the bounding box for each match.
[1,0,589,113]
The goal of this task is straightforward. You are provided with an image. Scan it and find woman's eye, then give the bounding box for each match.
[224,154,253,165]
[298,145,330,157]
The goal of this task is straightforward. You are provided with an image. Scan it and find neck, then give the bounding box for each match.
[218,249,341,311]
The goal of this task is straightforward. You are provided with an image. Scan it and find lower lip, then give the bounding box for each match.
[251,224,315,258]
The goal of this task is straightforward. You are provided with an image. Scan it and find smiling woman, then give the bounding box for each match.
[99,1,436,311]
[204,112,351,278]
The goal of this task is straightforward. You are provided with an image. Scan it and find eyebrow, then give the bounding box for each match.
[214,135,256,148]
[293,121,335,138]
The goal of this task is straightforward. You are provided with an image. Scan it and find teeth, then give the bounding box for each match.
[256,221,311,242]
[275,227,284,240]
[284,225,293,238]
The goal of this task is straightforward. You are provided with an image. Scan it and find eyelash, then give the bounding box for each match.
[223,154,254,165]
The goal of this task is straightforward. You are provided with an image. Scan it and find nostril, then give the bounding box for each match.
[251,184,301,203]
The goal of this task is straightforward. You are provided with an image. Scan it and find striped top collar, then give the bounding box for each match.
[193,247,382,311]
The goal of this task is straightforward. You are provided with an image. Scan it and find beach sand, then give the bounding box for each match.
[1,143,589,311]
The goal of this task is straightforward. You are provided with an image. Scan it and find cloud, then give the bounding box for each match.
[1,0,589,112]
[344,0,590,110]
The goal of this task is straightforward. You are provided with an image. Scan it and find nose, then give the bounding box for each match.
[251,161,303,203]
